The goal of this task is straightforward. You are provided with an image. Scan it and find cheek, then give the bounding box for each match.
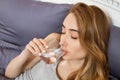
[75,47,86,58]
[70,42,87,59]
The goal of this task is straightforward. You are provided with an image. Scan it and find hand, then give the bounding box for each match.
[21,33,60,59]
[22,38,48,58]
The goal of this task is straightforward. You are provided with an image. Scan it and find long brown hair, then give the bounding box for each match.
[67,3,109,80]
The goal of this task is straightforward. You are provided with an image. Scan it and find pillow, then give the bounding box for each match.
[0,0,71,46]
[108,25,120,79]
[0,0,71,77]
[0,47,20,74]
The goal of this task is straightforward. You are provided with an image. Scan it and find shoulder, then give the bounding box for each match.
[45,33,61,41]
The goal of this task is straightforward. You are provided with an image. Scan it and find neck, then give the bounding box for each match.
[57,59,85,80]
[61,58,85,69]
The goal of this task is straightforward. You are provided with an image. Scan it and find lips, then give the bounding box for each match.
[61,48,68,55]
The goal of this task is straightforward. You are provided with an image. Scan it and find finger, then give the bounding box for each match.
[33,38,44,50]
[50,57,57,63]
[29,40,40,53]
[33,38,46,53]
[26,44,35,54]
[35,38,47,53]
[39,38,48,49]
[26,44,40,56]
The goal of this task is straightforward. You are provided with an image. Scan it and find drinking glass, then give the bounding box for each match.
[39,39,63,64]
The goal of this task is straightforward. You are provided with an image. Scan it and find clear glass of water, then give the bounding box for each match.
[39,39,63,64]
[40,48,63,64]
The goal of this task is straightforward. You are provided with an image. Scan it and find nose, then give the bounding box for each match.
[59,34,68,47]
[59,38,64,47]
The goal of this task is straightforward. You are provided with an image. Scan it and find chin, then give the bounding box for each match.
[62,55,71,60]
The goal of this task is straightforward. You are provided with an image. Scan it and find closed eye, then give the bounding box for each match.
[71,36,77,39]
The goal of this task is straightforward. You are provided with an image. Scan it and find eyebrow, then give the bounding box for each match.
[62,24,79,33]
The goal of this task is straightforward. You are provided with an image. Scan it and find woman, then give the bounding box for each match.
[5,3,109,80]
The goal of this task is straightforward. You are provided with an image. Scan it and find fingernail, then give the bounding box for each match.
[38,53,42,56]
[50,57,56,63]
[45,46,49,49]
[49,52,55,56]
[42,50,46,53]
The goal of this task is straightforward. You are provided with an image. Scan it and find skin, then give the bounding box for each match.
[57,13,87,80]
[60,13,86,60]
[5,13,87,80]
[5,33,61,78]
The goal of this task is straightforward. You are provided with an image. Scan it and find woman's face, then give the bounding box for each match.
[60,13,87,60]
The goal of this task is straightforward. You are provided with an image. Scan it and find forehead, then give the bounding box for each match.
[63,13,78,30]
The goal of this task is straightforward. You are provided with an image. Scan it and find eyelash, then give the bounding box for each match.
[61,32,77,39]
[71,36,77,39]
